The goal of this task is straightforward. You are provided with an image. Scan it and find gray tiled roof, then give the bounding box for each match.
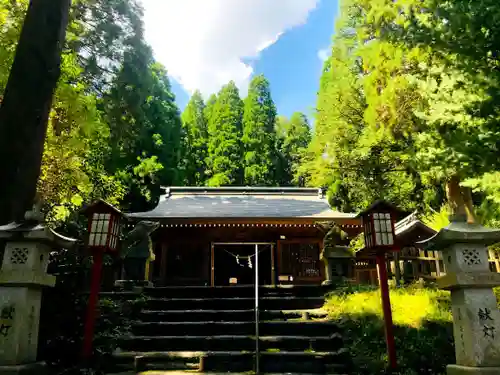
[127,187,356,220]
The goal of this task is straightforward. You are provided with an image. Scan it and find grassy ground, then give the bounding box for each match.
[324,284,454,375]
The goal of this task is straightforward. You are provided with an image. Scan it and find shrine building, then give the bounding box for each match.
[126,186,478,287]
[127,186,360,286]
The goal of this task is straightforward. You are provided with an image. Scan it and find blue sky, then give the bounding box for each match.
[141,0,338,120]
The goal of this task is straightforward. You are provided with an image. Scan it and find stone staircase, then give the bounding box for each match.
[111,285,351,374]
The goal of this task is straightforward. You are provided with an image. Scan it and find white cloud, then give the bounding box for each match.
[317,47,330,62]
[140,0,319,97]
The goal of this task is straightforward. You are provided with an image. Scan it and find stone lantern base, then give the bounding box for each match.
[0,362,47,375]
[418,221,500,375]
[448,365,500,375]
[0,217,76,375]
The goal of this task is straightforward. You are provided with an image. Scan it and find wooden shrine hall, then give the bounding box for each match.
[127,186,499,287]
[127,186,360,286]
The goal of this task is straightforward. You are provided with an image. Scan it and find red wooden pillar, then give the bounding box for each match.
[376,253,397,370]
[82,251,104,359]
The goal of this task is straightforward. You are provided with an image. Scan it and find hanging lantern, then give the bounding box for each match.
[357,200,406,251]
[85,200,122,253]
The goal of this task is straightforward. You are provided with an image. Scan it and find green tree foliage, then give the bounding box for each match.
[103,42,182,210]
[301,1,429,212]
[281,112,311,186]
[39,52,127,222]
[181,91,208,186]
[69,0,145,92]
[1,0,310,225]
[0,0,127,223]
[204,93,217,124]
[358,0,500,222]
[303,0,500,224]
[274,115,292,186]
[0,0,27,87]
[0,0,184,221]
[15,0,500,228]
[206,81,244,186]
[242,75,277,186]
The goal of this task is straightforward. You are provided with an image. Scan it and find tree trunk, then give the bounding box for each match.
[0,0,71,225]
[446,175,476,224]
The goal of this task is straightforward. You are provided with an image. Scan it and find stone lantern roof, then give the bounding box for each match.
[0,221,77,249]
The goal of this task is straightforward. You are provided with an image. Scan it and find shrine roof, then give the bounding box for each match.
[126,186,357,221]
[395,212,436,240]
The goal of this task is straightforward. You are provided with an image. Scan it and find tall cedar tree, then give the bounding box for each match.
[282,112,311,186]
[300,0,432,212]
[104,37,182,211]
[204,94,217,125]
[242,74,277,185]
[206,81,243,186]
[274,115,291,186]
[181,91,208,186]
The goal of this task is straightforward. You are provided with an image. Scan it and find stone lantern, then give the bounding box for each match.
[0,208,76,374]
[419,220,500,375]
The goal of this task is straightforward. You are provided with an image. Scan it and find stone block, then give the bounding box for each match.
[0,269,55,288]
[0,288,41,365]
[0,362,46,375]
[445,243,490,274]
[438,272,500,290]
[2,242,50,274]
[448,364,500,375]
[451,288,500,367]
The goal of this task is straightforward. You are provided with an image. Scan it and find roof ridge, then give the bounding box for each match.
[161,186,325,197]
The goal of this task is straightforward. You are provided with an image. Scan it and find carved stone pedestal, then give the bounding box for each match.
[0,221,75,374]
[321,245,353,286]
[420,221,500,375]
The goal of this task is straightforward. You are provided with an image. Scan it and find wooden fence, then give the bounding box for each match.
[353,246,500,285]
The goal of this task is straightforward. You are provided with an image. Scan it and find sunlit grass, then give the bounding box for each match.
[324,285,452,328]
[322,284,455,374]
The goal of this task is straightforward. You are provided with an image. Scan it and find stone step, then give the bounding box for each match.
[133,372,346,375]
[138,309,327,322]
[132,321,340,337]
[109,372,346,375]
[144,285,329,299]
[111,372,347,375]
[139,309,266,322]
[117,333,343,352]
[113,350,349,374]
[145,296,325,311]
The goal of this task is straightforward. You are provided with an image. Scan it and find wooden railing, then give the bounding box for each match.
[354,246,500,285]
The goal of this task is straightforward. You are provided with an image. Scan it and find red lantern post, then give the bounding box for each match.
[81,200,122,360]
[357,200,406,370]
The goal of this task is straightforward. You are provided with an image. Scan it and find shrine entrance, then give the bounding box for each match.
[212,242,274,286]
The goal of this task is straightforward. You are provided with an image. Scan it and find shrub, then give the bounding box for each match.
[325,284,454,375]
[38,245,146,374]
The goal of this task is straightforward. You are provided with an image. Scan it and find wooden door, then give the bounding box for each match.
[277,240,323,284]
[166,241,209,286]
